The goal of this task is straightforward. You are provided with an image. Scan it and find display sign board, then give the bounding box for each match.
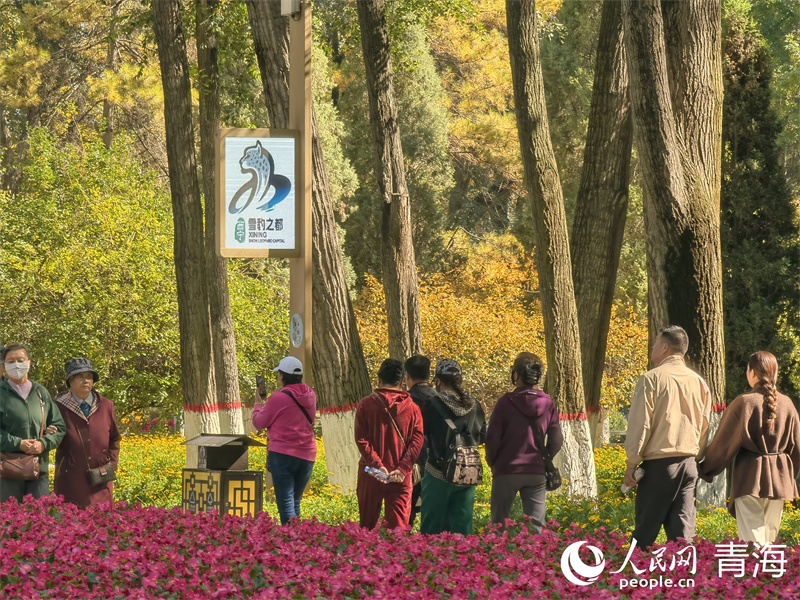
[216,128,300,257]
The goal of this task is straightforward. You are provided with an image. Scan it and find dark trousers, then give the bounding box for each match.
[357,469,412,529]
[420,472,476,535]
[490,473,547,531]
[267,451,314,525]
[633,456,698,549]
[409,481,422,527]
[0,475,50,503]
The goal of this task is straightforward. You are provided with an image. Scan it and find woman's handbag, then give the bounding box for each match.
[411,463,422,486]
[0,390,46,481]
[77,426,117,487]
[530,412,563,491]
[86,463,116,487]
[0,452,41,480]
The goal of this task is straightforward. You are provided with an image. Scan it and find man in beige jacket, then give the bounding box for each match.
[624,326,712,549]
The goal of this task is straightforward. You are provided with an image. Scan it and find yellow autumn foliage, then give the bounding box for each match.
[355,230,647,413]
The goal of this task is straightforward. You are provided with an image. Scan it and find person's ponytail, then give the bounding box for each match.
[762,380,779,434]
[748,351,780,434]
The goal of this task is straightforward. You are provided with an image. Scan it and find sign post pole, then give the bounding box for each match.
[288,3,313,382]
[216,3,312,384]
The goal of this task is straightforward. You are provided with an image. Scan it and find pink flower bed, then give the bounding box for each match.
[1,497,798,598]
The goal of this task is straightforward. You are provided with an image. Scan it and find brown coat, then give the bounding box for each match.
[53,391,121,508]
[699,388,800,516]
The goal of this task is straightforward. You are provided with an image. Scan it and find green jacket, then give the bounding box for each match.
[0,379,66,475]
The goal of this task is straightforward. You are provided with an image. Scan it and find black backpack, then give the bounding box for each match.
[430,398,483,486]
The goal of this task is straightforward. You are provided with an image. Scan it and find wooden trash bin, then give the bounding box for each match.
[182,434,265,517]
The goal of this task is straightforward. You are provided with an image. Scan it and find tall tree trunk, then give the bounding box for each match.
[197,0,244,434]
[310,109,373,492]
[356,0,422,361]
[661,0,726,408]
[570,0,633,447]
[152,0,219,461]
[622,0,725,506]
[506,0,597,497]
[246,0,290,127]
[247,1,371,492]
[102,0,120,149]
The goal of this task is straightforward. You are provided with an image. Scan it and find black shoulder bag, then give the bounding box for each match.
[531,423,562,491]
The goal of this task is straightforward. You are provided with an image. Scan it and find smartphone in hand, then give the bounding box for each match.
[256,375,267,401]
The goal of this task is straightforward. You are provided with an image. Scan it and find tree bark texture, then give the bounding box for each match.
[197,0,244,434]
[247,1,370,491]
[356,0,423,361]
[312,109,372,491]
[570,0,633,446]
[152,0,219,457]
[506,0,596,497]
[246,0,290,129]
[622,0,725,505]
[621,0,725,405]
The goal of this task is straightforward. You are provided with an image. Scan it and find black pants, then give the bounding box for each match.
[409,481,422,527]
[0,475,50,503]
[632,456,698,549]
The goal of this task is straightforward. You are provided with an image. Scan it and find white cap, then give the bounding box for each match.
[273,356,303,375]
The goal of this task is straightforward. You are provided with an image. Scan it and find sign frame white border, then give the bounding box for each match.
[216,127,301,258]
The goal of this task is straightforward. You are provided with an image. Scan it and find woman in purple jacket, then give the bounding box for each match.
[486,352,563,530]
[252,356,317,525]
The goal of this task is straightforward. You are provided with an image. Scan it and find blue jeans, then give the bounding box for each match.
[267,451,314,525]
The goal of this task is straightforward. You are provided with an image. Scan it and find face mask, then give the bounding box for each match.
[5,361,30,380]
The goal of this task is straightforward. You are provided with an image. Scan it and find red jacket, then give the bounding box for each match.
[354,388,424,477]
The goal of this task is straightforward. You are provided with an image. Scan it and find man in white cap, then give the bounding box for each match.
[252,356,317,524]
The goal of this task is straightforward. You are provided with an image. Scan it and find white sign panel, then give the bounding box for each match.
[217,129,299,257]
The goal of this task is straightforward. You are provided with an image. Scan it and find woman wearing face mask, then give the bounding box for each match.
[0,345,66,502]
[54,358,122,508]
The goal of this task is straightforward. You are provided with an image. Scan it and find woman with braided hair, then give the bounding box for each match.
[699,351,800,543]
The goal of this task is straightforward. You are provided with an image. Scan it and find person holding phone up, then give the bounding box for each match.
[252,357,317,525]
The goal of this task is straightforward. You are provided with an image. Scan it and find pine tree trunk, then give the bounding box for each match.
[622,0,725,505]
[152,0,219,462]
[571,0,633,446]
[356,0,422,361]
[197,0,244,434]
[247,1,371,491]
[506,0,596,497]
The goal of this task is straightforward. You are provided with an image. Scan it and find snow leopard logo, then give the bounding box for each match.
[228,141,291,214]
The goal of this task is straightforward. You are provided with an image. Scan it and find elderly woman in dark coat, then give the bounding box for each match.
[54,358,121,508]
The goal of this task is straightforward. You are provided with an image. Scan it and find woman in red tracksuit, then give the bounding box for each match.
[355,358,424,529]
